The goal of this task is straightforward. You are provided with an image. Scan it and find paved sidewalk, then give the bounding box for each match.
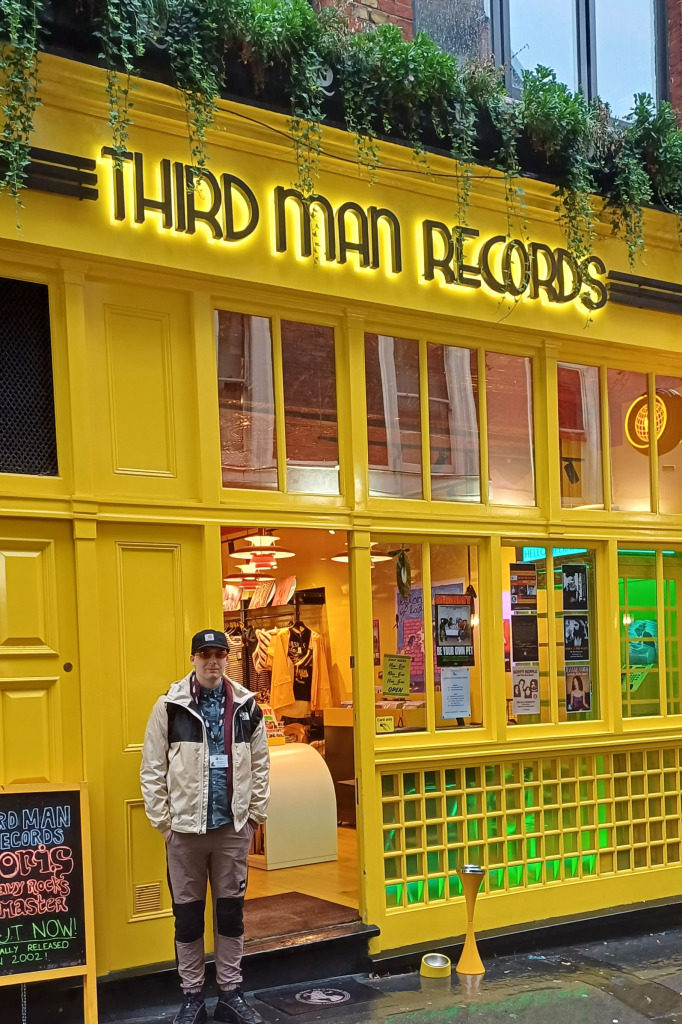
[92,924,682,1023]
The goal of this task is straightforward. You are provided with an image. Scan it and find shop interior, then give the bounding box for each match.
[220,526,358,941]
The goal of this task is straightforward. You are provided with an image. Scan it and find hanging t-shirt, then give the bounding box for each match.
[288,624,313,702]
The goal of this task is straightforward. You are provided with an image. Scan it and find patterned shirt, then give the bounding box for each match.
[198,682,232,829]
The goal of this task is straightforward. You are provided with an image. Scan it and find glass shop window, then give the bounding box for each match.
[557,363,603,510]
[281,321,339,495]
[502,545,550,724]
[215,310,278,490]
[486,353,535,506]
[594,0,657,119]
[365,334,422,499]
[509,0,579,93]
[427,344,480,503]
[618,549,660,718]
[608,368,651,512]
[655,375,682,515]
[553,550,598,723]
[414,0,492,63]
[619,548,682,719]
[216,312,340,495]
[431,544,482,730]
[371,541,426,732]
[0,276,58,477]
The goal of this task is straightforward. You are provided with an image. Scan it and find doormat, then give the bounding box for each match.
[244,892,359,942]
[255,977,383,1016]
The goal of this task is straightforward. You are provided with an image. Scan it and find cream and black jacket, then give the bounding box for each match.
[140,672,270,834]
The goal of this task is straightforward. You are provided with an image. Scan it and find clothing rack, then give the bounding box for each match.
[224,589,326,692]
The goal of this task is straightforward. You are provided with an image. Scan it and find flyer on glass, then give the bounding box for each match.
[511,614,539,664]
[565,665,591,712]
[510,563,538,611]
[512,664,540,715]
[562,564,588,611]
[434,594,474,667]
[563,615,589,662]
[440,666,471,719]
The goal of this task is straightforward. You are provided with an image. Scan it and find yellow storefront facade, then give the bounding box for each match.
[3,53,682,978]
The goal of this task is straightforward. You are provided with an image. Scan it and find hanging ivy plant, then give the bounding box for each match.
[518,66,597,260]
[0,0,44,203]
[4,2,682,265]
[93,0,150,165]
[164,0,222,182]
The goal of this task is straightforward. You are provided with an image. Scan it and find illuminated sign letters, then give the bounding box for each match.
[101,149,608,310]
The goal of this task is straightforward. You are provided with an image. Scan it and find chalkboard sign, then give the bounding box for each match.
[0,790,85,977]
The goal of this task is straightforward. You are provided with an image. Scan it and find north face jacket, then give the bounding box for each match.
[140,672,270,835]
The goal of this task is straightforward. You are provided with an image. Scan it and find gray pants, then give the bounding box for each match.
[165,823,252,991]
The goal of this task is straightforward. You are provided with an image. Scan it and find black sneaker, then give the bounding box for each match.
[174,991,207,1024]
[214,989,264,1023]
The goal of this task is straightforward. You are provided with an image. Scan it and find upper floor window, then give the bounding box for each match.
[215,310,339,495]
[0,277,58,477]
[415,1,666,119]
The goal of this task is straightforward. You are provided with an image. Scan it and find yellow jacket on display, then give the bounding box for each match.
[269,628,333,712]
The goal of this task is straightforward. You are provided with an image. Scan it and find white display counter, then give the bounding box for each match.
[249,743,338,870]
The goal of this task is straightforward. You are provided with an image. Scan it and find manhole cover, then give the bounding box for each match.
[295,988,352,1005]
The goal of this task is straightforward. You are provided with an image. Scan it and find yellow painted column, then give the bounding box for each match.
[190,291,223,508]
[349,529,384,945]
[60,262,94,501]
[72,516,109,975]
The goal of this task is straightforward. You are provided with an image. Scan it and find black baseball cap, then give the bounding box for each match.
[191,629,229,654]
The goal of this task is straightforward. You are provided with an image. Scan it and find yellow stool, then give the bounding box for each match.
[456,865,485,976]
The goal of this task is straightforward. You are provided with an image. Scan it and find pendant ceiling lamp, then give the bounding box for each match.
[229,532,294,560]
[330,543,391,564]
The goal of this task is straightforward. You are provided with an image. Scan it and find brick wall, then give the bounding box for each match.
[318,0,414,40]
[670,0,682,114]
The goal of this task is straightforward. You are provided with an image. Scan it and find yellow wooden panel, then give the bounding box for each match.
[0,543,57,654]
[125,800,172,922]
[0,679,60,783]
[116,542,184,750]
[105,307,175,476]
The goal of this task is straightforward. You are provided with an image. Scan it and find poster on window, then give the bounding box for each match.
[434,594,475,667]
[512,665,540,715]
[511,614,539,664]
[565,665,591,712]
[627,619,658,667]
[397,581,464,689]
[563,615,590,662]
[440,667,471,718]
[562,564,589,611]
[510,563,538,611]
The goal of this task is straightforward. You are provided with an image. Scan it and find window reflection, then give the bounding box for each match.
[216,311,277,490]
[558,363,604,509]
[487,353,535,506]
[414,0,492,62]
[427,344,480,502]
[509,0,578,92]
[281,321,339,495]
[366,334,422,499]
[608,369,651,512]
[618,550,660,717]
[655,376,682,515]
[594,0,656,118]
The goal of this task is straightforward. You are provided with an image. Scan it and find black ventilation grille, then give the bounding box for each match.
[0,277,58,476]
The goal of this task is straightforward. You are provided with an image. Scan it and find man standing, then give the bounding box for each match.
[141,629,270,1024]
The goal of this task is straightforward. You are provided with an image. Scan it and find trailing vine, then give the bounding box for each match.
[3,1,682,263]
[164,0,222,182]
[93,0,149,165]
[0,0,43,203]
